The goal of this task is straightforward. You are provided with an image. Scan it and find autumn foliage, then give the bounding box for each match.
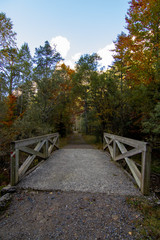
[2,94,17,127]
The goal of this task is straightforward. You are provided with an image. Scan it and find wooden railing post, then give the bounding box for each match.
[57,135,59,148]
[10,133,59,185]
[103,132,152,195]
[15,149,19,184]
[10,145,19,185]
[10,153,16,186]
[113,139,118,161]
[141,143,151,195]
[45,139,49,158]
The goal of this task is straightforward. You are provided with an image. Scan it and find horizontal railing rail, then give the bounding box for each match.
[103,132,151,195]
[10,133,59,185]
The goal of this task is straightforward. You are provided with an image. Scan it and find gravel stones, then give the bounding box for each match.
[0,190,143,240]
[18,149,141,196]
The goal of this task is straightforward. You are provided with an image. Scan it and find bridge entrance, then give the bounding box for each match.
[18,133,141,196]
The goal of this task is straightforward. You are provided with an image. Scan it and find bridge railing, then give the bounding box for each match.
[103,132,151,195]
[10,133,59,186]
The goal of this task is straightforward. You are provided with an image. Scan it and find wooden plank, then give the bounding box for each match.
[104,132,147,150]
[11,151,16,158]
[10,153,16,186]
[108,145,113,158]
[48,137,58,155]
[104,136,110,144]
[54,144,59,150]
[18,140,45,178]
[103,143,108,151]
[15,149,19,184]
[18,146,45,159]
[48,139,54,144]
[10,132,59,184]
[125,158,141,188]
[13,133,58,148]
[141,144,151,195]
[113,140,117,160]
[108,139,113,145]
[116,140,141,188]
[115,147,143,161]
[45,140,49,158]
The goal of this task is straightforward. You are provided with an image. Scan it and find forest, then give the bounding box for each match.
[0,0,160,185]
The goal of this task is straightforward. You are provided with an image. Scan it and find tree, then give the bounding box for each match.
[0,12,16,50]
[52,64,75,136]
[74,53,101,134]
[16,43,33,114]
[33,41,62,80]
[112,0,160,138]
[125,0,160,83]
[0,12,17,98]
[32,41,62,123]
[142,102,160,145]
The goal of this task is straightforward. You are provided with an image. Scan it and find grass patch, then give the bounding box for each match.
[126,196,160,239]
[82,134,102,149]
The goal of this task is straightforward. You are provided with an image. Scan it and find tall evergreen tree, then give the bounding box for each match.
[0,12,17,97]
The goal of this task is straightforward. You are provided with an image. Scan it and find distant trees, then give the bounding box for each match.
[73,53,101,134]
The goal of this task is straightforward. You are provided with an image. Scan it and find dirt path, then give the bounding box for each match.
[0,133,144,239]
[63,133,95,149]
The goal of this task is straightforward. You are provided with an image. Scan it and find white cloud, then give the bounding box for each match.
[50,36,70,58]
[97,42,115,69]
[72,52,82,62]
[50,37,115,70]
[64,59,75,69]
[64,52,82,69]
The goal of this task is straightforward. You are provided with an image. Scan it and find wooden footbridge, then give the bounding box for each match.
[10,132,151,195]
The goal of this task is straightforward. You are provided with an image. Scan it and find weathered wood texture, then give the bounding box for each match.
[103,133,151,195]
[10,133,59,185]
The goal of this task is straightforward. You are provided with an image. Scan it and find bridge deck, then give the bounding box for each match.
[18,134,141,195]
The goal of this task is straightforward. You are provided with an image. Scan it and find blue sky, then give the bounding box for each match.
[1,0,130,69]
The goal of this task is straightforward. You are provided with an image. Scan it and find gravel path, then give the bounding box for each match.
[0,190,143,240]
[0,134,144,239]
[18,148,140,195]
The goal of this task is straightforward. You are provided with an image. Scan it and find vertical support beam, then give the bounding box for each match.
[15,149,19,184]
[141,143,151,195]
[10,147,19,185]
[113,139,116,161]
[10,153,16,186]
[45,139,48,158]
[103,134,105,150]
[56,135,59,148]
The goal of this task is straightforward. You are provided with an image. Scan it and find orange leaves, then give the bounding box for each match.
[1,94,17,127]
[114,0,160,85]
[61,63,75,76]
